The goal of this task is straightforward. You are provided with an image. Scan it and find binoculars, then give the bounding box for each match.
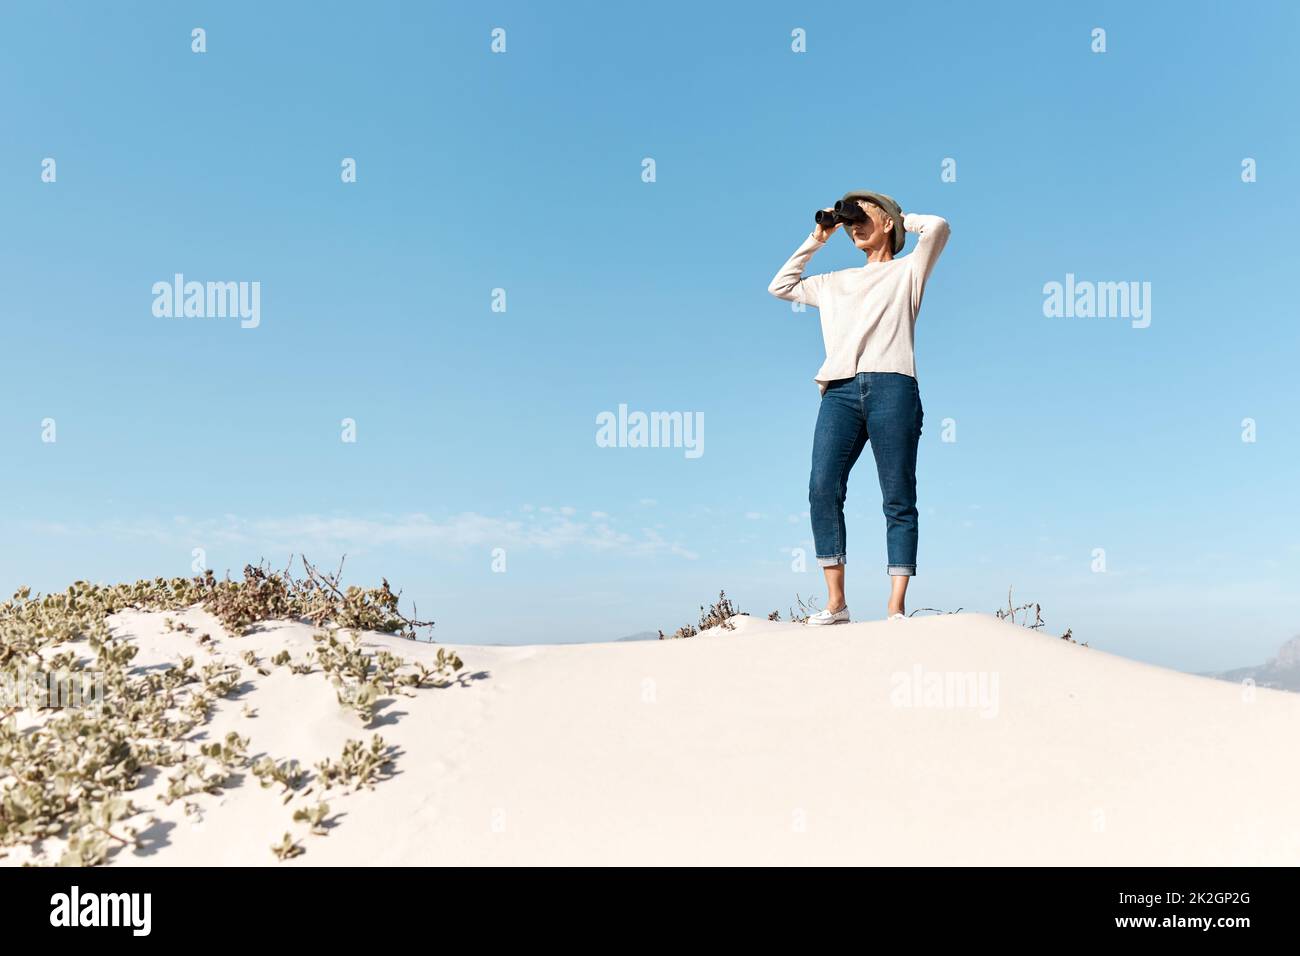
[814,199,871,228]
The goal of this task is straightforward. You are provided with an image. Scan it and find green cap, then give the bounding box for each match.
[840,190,905,254]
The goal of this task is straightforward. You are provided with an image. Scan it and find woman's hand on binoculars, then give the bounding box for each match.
[813,208,839,243]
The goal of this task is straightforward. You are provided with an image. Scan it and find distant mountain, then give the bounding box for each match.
[1202,635,1300,693]
[614,631,660,643]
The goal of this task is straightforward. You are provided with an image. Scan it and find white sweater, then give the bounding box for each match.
[767,213,951,395]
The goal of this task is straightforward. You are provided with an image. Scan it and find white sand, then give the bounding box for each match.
[8,607,1300,866]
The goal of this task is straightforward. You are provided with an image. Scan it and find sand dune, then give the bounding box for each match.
[9,607,1299,866]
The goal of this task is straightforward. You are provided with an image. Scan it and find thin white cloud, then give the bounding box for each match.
[24,509,699,561]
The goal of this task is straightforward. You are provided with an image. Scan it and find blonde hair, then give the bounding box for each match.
[856,200,894,233]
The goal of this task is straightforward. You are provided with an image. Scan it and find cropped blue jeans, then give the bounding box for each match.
[809,372,923,576]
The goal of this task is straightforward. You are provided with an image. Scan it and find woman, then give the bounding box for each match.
[767,190,950,624]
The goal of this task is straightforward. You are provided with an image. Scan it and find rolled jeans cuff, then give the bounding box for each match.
[817,555,846,567]
[887,564,916,576]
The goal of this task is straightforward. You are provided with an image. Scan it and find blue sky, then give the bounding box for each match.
[2,1,1297,670]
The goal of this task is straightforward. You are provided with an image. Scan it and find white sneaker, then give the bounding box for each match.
[806,606,850,626]
[888,612,905,621]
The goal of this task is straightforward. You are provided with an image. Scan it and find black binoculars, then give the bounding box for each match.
[813,199,871,228]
